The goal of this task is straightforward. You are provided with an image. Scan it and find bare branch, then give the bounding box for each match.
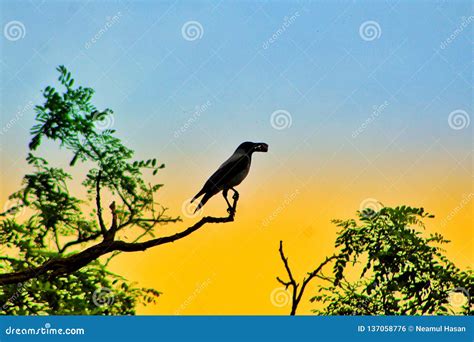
[277,240,336,315]
[278,240,297,288]
[59,208,180,254]
[295,255,337,310]
[59,232,102,254]
[0,196,238,285]
[276,276,291,288]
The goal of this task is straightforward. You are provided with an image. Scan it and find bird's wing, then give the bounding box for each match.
[202,153,249,192]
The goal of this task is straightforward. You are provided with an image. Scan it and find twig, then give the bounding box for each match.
[277,240,336,315]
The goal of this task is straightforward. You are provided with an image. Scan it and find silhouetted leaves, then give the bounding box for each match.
[0,66,175,314]
[311,205,473,315]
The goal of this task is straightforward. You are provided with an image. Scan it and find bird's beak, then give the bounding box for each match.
[254,143,268,152]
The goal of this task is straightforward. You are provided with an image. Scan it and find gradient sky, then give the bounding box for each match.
[0,0,472,314]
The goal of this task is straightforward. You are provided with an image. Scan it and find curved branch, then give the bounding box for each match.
[278,240,297,288]
[58,232,102,254]
[0,197,237,286]
[277,240,336,315]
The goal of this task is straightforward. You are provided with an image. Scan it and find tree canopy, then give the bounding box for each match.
[0,66,235,314]
[278,206,472,315]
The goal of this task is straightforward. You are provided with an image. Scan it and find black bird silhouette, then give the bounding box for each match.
[191,142,268,214]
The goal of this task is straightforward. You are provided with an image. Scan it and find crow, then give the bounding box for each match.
[191,142,268,214]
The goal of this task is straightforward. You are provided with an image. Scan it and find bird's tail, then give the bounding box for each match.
[190,189,205,203]
[194,193,211,213]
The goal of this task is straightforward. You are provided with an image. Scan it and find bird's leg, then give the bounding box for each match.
[223,189,233,213]
[227,187,239,217]
[231,187,239,201]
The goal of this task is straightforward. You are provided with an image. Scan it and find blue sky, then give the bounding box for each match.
[1,0,473,315]
[1,0,472,193]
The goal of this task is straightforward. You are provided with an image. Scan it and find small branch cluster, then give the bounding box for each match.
[0,193,238,286]
[276,240,335,315]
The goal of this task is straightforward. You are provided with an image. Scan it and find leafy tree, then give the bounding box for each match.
[0,66,236,314]
[278,206,473,315]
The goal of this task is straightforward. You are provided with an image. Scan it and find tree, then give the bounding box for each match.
[277,206,473,315]
[0,66,237,314]
[276,241,335,315]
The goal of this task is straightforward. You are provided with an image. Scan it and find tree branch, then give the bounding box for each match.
[104,201,118,241]
[0,196,238,286]
[278,240,297,289]
[95,170,107,236]
[58,207,180,254]
[58,232,102,254]
[277,240,336,315]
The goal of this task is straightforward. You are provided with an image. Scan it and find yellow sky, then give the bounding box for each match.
[0,147,472,315]
[104,154,473,315]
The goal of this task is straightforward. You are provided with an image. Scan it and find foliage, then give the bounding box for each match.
[311,206,473,315]
[0,66,177,314]
[0,260,159,315]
